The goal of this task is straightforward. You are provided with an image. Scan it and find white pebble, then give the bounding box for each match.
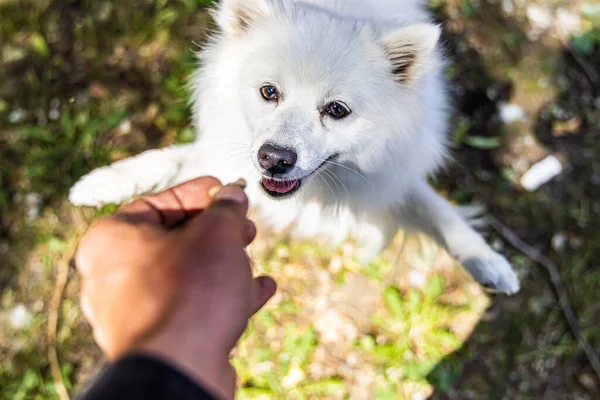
[492,238,504,252]
[48,109,60,121]
[9,304,33,330]
[25,193,43,220]
[408,270,427,289]
[252,361,274,375]
[33,300,44,312]
[119,119,132,134]
[8,109,26,124]
[555,8,581,40]
[282,366,305,389]
[499,103,526,123]
[551,232,567,252]
[527,5,553,30]
[520,156,563,191]
[502,0,514,15]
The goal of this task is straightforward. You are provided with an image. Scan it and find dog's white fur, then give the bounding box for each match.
[69,0,519,294]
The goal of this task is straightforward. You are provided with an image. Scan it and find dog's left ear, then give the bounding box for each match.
[382,23,441,86]
[214,0,270,36]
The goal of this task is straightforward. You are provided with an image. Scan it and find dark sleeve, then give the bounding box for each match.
[75,354,219,400]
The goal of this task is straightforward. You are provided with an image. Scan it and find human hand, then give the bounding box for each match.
[75,177,277,399]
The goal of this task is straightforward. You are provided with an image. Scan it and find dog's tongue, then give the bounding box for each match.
[262,178,298,194]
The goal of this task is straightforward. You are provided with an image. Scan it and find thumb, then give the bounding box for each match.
[250,276,277,316]
[184,183,250,246]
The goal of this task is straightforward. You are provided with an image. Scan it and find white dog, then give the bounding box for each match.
[70,0,520,294]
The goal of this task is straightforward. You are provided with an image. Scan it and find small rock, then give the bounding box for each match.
[502,0,514,15]
[32,300,44,312]
[527,5,553,30]
[499,103,526,123]
[8,108,26,124]
[347,353,358,367]
[282,365,305,389]
[8,304,33,330]
[145,104,160,122]
[411,393,427,400]
[329,256,343,274]
[118,119,132,135]
[252,361,274,375]
[492,238,504,252]
[578,373,598,392]
[487,86,499,100]
[408,270,427,289]
[555,8,582,40]
[551,232,567,252]
[520,156,563,192]
[48,109,60,121]
[25,192,43,220]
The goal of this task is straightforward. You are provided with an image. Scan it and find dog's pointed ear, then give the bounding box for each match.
[214,0,270,36]
[382,23,441,86]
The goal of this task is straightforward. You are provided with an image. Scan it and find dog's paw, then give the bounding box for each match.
[462,252,520,295]
[69,166,140,207]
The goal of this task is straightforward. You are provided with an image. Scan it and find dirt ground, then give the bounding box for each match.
[1,0,599,399]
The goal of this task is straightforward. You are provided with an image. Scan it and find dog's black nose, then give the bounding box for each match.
[258,144,297,175]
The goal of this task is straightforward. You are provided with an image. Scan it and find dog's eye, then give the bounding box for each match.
[260,85,280,102]
[325,102,351,119]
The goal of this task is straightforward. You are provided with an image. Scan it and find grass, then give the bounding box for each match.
[1,0,599,399]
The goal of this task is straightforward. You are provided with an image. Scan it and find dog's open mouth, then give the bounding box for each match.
[260,155,338,199]
[261,178,301,198]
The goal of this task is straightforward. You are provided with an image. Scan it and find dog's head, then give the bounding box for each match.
[197,0,443,199]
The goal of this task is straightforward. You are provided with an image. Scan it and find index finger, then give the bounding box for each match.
[115,176,222,228]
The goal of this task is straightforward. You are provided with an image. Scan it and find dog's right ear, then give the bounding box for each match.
[214,0,270,36]
[381,23,442,86]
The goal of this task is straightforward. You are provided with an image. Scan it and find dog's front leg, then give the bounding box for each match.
[69,144,204,207]
[400,181,520,294]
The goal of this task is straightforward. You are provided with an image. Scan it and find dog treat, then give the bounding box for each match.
[208,179,246,199]
[208,184,224,198]
[231,178,247,188]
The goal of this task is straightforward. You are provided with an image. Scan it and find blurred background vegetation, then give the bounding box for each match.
[0,0,599,399]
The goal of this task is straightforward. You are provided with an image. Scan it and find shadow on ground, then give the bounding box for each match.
[427,3,600,399]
